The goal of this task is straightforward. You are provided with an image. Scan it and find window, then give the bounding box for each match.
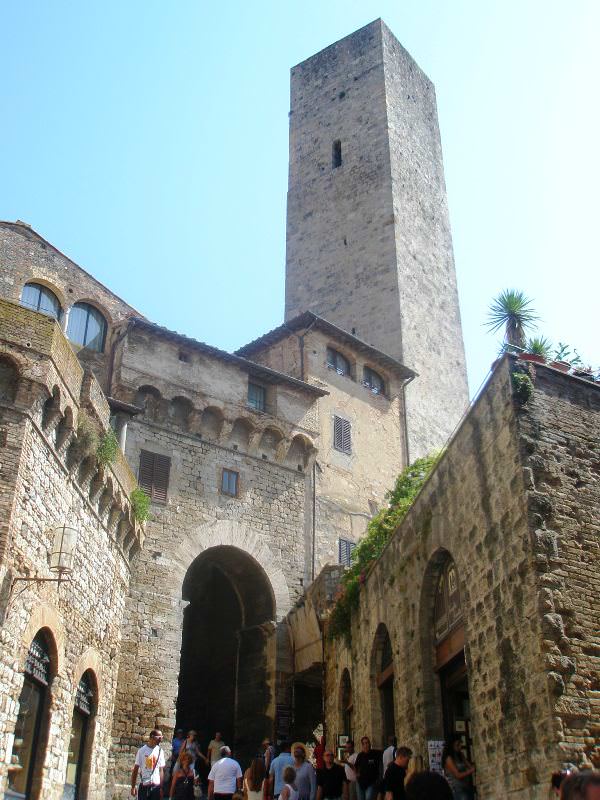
[20,282,61,320]
[333,415,352,455]
[221,468,239,497]
[434,558,462,644]
[67,302,107,352]
[326,347,351,377]
[247,382,266,412]
[138,449,171,503]
[363,366,385,395]
[8,633,51,799]
[64,672,95,800]
[332,139,342,168]
[338,537,356,566]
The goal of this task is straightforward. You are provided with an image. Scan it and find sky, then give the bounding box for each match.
[1,0,599,396]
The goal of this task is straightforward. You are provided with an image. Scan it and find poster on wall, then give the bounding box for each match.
[427,740,445,774]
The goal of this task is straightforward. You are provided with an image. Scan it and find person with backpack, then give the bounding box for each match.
[131,729,166,800]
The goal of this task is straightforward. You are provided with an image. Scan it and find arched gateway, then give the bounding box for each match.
[176,544,281,764]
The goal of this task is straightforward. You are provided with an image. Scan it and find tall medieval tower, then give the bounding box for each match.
[285,19,469,458]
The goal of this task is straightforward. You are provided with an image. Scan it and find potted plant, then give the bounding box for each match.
[549,343,574,372]
[521,335,552,364]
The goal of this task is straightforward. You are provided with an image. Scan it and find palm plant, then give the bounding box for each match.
[526,336,553,358]
[486,289,539,348]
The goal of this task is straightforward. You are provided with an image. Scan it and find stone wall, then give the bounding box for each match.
[323,357,600,799]
[284,19,469,459]
[0,302,142,800]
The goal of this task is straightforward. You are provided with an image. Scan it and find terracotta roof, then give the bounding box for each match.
[130,318,328,397]
[235,311,417,379]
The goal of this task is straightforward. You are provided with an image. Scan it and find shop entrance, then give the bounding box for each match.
[177,546,276,765]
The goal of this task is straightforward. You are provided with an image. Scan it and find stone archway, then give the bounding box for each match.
[176,545,277,765]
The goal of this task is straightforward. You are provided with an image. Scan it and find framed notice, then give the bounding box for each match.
[337,734,349,747]
[427,740,445,775]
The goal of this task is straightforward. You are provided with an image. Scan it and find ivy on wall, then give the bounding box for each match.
[328,453,439,644]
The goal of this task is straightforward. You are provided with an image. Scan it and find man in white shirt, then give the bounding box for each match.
[131,729,166,800]
[382,737,397,776]
[341,741,357,800]
[208,745,242,800]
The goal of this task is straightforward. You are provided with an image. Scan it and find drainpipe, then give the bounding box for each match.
[400,374,416,467]
[311,460,317,581]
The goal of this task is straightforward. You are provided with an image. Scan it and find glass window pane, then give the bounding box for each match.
[7,678,44,795]
[248,383,266,412]
[67,305,89,347]
[83,306,105,351]
[38,288,61,319]
[63,709,87,799]
[21,283,41,311]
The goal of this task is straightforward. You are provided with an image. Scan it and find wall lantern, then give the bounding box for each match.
[10,524,79,602]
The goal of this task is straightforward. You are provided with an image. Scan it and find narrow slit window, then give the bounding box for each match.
[332,140,342,169]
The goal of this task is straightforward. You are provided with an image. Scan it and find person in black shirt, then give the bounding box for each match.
[383,747,412,800]
[354,738,379,800]
[317,750,348,800]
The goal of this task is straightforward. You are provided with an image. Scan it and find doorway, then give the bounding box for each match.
[177,546,276,765]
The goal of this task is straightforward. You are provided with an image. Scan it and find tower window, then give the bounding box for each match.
[327,347,351,377]
[363,366,385,395]
[21,282,62,320]
[221,468,239,497]
[138,449,171,504]
[332,140,342,169]
[333,415,352,455]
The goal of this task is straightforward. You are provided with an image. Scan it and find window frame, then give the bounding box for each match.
[138,449,171,504]
[326,347,351,378]
[338,537,356,566]
[363,365,385,395]
[66,302,108,353]
[20,282,62,321]
[247,381,267,413]
[333,414,352,455]
[220,467,240,498]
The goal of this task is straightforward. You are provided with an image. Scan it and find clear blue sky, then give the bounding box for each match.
[2,1,598,395]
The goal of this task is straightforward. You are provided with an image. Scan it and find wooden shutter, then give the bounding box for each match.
[139,449,171,503]
[338,538,356,566]
[333,416,352,455]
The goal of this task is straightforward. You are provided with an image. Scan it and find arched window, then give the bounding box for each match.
[20,282,62,320]
[363,366,385,395]
[8,632,52,799]
[67,303,107,352]
[64,671,96,800]
[326,347,351,377]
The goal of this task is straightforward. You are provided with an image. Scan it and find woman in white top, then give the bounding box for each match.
[280,766,299,800]
[244,758,267,800]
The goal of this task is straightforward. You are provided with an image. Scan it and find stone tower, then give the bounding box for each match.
[285,19,469,458]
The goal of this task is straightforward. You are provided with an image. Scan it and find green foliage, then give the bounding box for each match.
[96,428,119,466]
[328,454,439,644]
[74,410,99,459]
[526,336,552,358]
[511,371,534,403]
[130,487,151,523]
[552,343,582,367]
[485,289,538,348]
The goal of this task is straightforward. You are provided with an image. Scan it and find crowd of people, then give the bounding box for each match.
[130,727,600,800]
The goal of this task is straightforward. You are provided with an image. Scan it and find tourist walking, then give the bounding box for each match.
[354,738,379,800]
[170,751,197,800]
[208,746,242,800]
[208,733,226,767]
[245,758,268,800]
[559,771,600,800]
[340,741,357,800]
[316,748,348,800]
[291,742,317,800]
[441,736,474,800]
[131,729,166,800]
[170,730,186,777]
[280,766,299,800]
[179,731,202,768]
[263,739,277,772]
[270,742,295,800]
[383,747,412,800]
